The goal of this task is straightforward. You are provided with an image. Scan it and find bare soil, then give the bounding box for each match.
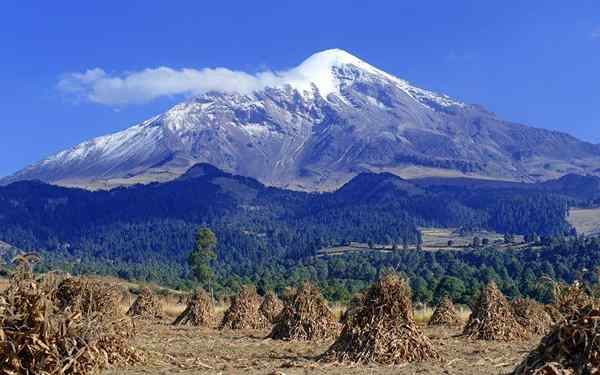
[105,320,538,375]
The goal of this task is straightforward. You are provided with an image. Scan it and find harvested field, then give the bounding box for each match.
[103,322,540,374]
[0,258,143,374]
[568,207,600,236]
[0,275,544,374]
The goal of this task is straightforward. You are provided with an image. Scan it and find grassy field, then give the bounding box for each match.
[317,227,525,256]
[568,207,600,237]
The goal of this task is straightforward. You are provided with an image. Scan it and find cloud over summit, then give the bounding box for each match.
[58,66,284,105]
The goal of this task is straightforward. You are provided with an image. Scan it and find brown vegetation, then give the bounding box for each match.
[0,256,143,374]
[428,296,462,326]
[127,287,163,320]
[220,284,268,330]
[172,288,215,327]
[270,282,339,341]
[513,304,600,374]
[511,298,553,336]
[259,290,283,323]
[462,282,528,341]
[56,277,123,317]
[322,274,439,365]
[339,292,363,324]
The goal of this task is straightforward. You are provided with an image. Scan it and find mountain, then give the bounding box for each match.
[1,163,592,284]
[4,49,600,190]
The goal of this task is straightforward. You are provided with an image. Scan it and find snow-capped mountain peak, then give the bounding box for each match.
[4,49,600,190]
[277,48,463,108]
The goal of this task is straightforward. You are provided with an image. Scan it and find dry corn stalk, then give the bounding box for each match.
[0,258,143,374]
[259,290,283,324]
[513,304,600,374]
[270,282,338,341]
[462,282,528,341]
[127,287,163,320]
[428,296,462,327]
[511,298,553,336]
[321,274,440,364]
[173,288,215,327]
[220,285,268,330]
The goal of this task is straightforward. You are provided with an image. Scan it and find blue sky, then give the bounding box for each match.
[1,1,599,177]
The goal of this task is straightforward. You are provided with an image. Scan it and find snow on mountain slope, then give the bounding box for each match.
[4,49,600,190]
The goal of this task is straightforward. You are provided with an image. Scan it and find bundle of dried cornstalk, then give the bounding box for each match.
[511,297,553,336]
[462,282,528,341]
[339,292,364,324]
[321,274,440,364]
[173,288,215,327]
[428,296,462,326]
[127,287,163,320]
[259,290,283,324]
[220,284,268,330]
[270,281,339,341]
[56,277,123,317]
[0,258,143,374]
[513,304,600,374]
[546,278,592,319]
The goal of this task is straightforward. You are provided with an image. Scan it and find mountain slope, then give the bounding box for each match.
[5,49,600,190]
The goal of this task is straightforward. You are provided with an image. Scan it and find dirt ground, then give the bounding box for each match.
[105,320,539,375]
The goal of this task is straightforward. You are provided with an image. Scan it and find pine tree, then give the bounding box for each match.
[188,227,217,290]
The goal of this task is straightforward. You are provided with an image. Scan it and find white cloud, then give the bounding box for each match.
[56,49,368,106]
[57,66,283,105]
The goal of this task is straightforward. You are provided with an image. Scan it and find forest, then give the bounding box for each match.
[1,163,599,300]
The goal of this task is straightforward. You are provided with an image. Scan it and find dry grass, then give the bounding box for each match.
[414,306,470,325]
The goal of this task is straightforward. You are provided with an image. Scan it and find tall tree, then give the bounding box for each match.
[188,227,217,289]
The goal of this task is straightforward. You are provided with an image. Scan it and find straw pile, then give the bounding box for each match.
[428,296,461,326]
[0,257,143,374]
[462,282,528,341]
[270,282,339,341]
[340,293,364,324]
[173,288,215,327]
[259,290,283,323]
[127,287,163,320]
[548,279,592,318]
[511,298,554,335]
[220,285,268,330]
[55,277,122,317]
[513,304,600,374]
[321,274,440,364]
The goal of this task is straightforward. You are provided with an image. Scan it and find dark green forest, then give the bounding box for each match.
[1,164,599,302]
